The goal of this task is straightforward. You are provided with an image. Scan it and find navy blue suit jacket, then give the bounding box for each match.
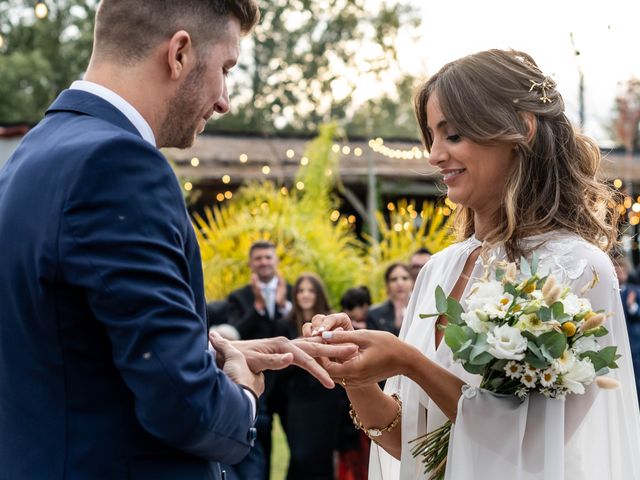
[0,90,253,479]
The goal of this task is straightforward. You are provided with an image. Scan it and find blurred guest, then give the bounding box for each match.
[612,250,640,401]
[367,263,414,336]
[208,323,240,341]
[226,240,293,480]
[227,241,292,340]
[409,246,432,281]
[206,299,229,331]
[337,285,373,480]
[340,286,372,330]
[282,274,353,480]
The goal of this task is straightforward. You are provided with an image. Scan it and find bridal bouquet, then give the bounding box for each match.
[412,255,620,480]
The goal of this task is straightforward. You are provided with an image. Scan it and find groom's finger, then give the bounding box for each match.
[286,344,337,389]
[292,338,358,360]
[245,351,294,373]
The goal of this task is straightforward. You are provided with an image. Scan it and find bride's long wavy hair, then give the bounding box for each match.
[414,49,619,261]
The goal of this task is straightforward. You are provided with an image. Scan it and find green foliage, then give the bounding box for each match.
[194,125,454,307]
[0,1,97,123]
[212,0,420,137]
[365,199,456,303]
[194,124,366,307]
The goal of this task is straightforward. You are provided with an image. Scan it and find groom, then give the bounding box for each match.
[0,2,351,479]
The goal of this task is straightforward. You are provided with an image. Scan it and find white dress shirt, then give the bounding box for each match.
[70,80,156,146]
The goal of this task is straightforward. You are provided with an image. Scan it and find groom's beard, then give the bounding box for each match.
[159,62,207,149]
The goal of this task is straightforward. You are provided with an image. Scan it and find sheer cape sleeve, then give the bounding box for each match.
[370,233,640,480]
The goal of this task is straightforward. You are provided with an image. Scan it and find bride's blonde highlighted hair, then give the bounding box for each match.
[414,49,619,260]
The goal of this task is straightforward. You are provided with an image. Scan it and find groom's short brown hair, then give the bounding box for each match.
[93,0,259,64]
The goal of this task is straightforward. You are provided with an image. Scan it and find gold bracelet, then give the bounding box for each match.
[349,393,402,441]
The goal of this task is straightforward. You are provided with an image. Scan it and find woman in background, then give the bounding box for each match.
[282,273,355,479]
[367,263,413,336]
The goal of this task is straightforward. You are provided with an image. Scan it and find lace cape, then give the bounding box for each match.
[369,232,640,480]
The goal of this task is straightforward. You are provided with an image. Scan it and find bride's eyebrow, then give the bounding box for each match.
[426,119,448,136]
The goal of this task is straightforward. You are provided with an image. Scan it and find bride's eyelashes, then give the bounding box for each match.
[446,134,461,143]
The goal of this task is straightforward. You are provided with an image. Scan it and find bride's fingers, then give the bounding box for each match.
[310,312,353,336]
[302,321,314,338]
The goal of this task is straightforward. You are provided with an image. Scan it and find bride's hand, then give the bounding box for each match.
[302,312,354,338]
[319,329,412,388]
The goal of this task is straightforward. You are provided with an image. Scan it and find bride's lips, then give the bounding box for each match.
[441,168,466,185]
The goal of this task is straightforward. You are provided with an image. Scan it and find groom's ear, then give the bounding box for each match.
[166,30,194,81]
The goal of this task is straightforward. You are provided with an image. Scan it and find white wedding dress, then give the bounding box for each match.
[369,231,640,480]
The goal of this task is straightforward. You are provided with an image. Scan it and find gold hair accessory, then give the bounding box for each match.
[529,78,555,104]
[349,393,402,442]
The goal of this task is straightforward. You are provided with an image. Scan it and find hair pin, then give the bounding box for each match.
[529,78,554,104]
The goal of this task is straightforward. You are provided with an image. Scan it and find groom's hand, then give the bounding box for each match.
[209,331,264,398]
[216,336,358,389]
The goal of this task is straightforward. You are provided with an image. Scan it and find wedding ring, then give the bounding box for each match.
[341,377,347,388]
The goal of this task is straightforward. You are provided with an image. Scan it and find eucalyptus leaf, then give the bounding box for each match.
[583,326,609,338]
[444,324,467,352]
[469,350,494,366]
[520,256,531,276]
[537,330,566,358]
[435,286,448,314]
[551,302,565,319]
[463,362,487,375]
[531,252,539,275]
[446,297,464,325]
[524,351,549,369]
[490,377,505,389]
[539,306,552,322]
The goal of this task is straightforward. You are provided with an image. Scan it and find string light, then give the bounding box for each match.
[286,149,295,159]
[184,182,193,191]
[330,210,340,221]
[262,166,271,175]
[190,157,200,167]
[239,154,248,163]
[300,157,309,166]
[34,1,48,19]
[216,193,225,202]
[354,147,363,157]
[296,181,305,190]
[331,144,340,153]
[280,187,289,195]
[613,178,623,189]
[224,191,233,199]
[222,175,231,184]
[341,146,351,155]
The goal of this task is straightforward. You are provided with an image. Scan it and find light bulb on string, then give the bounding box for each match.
[35,2,49,19]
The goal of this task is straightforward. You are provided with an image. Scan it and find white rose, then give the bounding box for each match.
[561,293,591,317]
[515,313,555,335]
[562,358,596,394]
[553,350,575,374]
[467,280,504,311]
[461,310,494,333]
[487,324,528,360]
[572,336,602,355]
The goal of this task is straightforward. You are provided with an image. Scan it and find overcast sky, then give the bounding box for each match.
[399,0,640,144]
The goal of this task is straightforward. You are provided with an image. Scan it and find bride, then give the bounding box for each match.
[305,49,640,479]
